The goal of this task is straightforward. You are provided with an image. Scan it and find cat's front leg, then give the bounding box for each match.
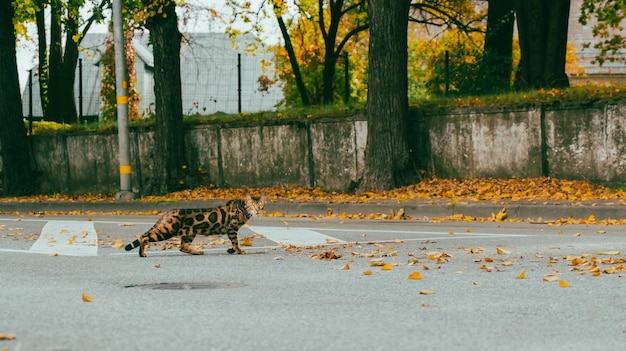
[226,227,246,254]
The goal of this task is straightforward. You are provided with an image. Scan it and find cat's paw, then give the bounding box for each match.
[180,247,204,255]
[227,248,246,254]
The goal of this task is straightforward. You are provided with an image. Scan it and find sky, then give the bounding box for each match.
[15,0,280,90]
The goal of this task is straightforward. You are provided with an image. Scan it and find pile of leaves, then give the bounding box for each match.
[386,177,626,202]
[146,178,626,204]
[1,177,625,204]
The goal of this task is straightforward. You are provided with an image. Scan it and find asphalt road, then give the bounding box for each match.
[1,213,625,351]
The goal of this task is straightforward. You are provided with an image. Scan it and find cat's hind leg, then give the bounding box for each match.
[138,236,149,257]
[179,228,203,255]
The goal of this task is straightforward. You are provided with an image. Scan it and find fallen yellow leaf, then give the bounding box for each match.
[497,247,511,255]
[82,293,96,302]
[110,238,124,249]
[381,264,393,271]
[351,251,375,258]
[240,237,253,246]
[515,269,526,279]
[0,333,16,340]
[310,250,341,260]
[419,290,436,295]
[596,250,621,255]
[341,263,350,270]
[408,271,423,280]
[603,266,622,274]
[543,275,559,282]
[362,270,372,275]
[559,280,570,288]
[394,208,405,219]
[492,207,507,221]
[480,264,497,272]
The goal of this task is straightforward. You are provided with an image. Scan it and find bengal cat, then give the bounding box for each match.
[124,194,265,257]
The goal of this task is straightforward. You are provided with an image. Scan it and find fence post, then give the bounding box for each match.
[343,52,349,105]
[237,53,242,114]
[28,69,33,135]
[445,50,450,94]
[78,58,83,122]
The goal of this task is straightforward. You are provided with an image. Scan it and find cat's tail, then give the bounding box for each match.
[125,239,140,251]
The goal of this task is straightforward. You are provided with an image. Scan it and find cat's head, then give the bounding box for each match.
[245,194,266,217]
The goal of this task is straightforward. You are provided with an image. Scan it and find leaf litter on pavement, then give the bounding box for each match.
[2,177,626,224]
[1,177,625,297]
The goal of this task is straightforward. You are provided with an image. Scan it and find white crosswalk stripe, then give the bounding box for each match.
[29,220,98,256]
[248,226,344,246]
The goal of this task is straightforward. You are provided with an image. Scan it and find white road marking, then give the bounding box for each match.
[110,245,282,256]
[29,220,98,256]
[248,226,344,246]
[317,228,530,237]
[0,217,532,256]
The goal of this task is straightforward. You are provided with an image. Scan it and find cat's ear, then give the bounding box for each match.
[245,193,252,201]
[260,194,266,203]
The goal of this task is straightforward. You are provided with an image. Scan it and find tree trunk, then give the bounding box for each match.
[514,0,570,89]
[46,2,80,124]
[46,1,65,122]
[39,0,105,123]
[482,0,514,92]
[35,0,48,119]
[144,0,186,194]
[321,52,337,105]
[320,0,342,105]
[275,14,310,107]
[0,0,37,195]
[58,10,80,123]
[319,0,369,105]
[359,0,413,191]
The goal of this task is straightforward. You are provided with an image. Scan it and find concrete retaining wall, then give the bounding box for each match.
[419,106,544,179]
[11,99,626,194]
